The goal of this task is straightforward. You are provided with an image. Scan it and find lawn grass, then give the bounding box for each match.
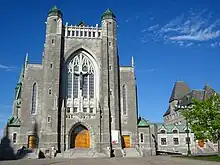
[176,155,220,162]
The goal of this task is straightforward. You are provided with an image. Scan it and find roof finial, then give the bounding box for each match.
[101,8,116,20]
[131,56,134,68]
[48,5,63,17]
[25,52,28,67]
[25,52,28,62]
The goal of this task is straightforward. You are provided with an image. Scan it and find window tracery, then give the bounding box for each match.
[67,52,96,114]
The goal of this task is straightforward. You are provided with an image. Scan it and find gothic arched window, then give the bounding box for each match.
[122,84,127,115]
[67,53,95,100]
[31,82,37,114]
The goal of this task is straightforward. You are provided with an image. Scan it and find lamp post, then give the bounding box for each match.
[185,117,191,156]
[177,105,191,156]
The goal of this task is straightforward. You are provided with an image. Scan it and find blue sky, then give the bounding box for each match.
[0,0,220,136]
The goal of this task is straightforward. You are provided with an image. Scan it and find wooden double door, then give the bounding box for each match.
[122,135,131,148]
[28,135,37,149]
[71,125,90,148]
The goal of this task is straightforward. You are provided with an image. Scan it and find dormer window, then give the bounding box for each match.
[172,129,178,134]
[160,130,166,134]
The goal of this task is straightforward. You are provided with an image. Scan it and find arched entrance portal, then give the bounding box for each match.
[70,124,90,148]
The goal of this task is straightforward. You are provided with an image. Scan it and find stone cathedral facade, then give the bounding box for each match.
[4,7,156,158]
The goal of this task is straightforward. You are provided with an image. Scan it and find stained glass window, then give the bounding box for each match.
[122,85,127,115]
[31,83,37,114]
[67,53,95,100]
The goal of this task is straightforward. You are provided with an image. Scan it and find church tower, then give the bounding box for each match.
[40,6,63,148]
[101,9,122,150]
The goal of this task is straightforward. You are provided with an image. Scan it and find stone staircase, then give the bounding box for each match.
[123,148,142,157]
[56,148,107,159]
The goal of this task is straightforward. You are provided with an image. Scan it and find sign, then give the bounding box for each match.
[111,130,119,144]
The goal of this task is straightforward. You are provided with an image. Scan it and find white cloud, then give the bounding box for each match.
[145,68,156,72]
[0,104,12,109]
[210,42,220,48]
[0,114,8,123]
[147,24,159,31]
[0,64,17,72]
[163,10,220,42]
[169,32,220,41]
[0,64,11,69]
[185,43,194,47]
[125,15,140,23]
[137,68,156,73]
[0,104,11,123]
[141,39,148,43]
[142,9,220,47]
[141,29,147,33]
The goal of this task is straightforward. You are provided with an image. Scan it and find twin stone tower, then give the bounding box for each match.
[4,6,148,158]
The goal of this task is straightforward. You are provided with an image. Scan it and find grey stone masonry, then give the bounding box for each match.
[2,7,156,159]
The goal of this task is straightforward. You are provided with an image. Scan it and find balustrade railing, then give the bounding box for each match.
[65,23,102,39]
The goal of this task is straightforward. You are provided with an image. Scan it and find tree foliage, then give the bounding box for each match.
[181,94,220,142]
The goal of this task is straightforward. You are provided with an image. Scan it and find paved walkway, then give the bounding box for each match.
[0,156,217,165]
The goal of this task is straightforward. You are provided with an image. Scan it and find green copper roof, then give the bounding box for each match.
[49,5,60,13]
[7,116,21,127]
[157,123,191,134]
[101,8,116,20]
[48,5,62,17]
[138,118,149,127]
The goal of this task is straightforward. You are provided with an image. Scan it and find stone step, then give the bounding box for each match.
[56,149,108,159]
[93,152,107,158]
[62,149,93,158]
[123,148,142,157]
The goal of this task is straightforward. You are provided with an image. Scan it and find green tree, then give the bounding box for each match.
[181,94,220,155]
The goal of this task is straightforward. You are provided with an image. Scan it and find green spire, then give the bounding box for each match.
[48,5,62,17]
[18,64,25,83]
[101,8,116,20]
[15,53,27,100]
[14,64,24,100]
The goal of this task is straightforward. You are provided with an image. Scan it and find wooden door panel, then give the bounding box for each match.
[198,139,205,148]
[74,130,90,148]
[28,135,37,149]
[123,135,130,148]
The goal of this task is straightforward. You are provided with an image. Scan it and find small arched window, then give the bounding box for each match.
[12,133,17,143]
[139,133,144,143]
[122,85,127,115]
[31,82,37,114]
[173,129,178,134]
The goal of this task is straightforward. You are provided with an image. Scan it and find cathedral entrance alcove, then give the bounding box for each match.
[70,124,90,148]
